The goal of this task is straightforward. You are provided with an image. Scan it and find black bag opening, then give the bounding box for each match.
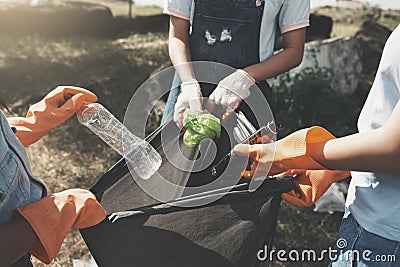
[80,113,293,267]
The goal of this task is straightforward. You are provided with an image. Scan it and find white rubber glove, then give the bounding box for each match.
[208,69,255,119]
[174,80,202,126]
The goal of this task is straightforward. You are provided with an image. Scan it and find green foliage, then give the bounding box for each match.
[361,3,381,13]
[314,6,399,38]
[272,67,359,138]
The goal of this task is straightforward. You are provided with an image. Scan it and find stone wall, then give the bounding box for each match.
[285,36,363,94]
[277,21,392,96]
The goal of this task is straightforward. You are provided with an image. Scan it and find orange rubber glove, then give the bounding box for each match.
[16,189,106,264]
[7,86,97,146]
[233,126,350,206]
[280,170,350,207]
[233,126,339,177]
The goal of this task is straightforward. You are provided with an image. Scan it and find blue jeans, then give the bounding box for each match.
[11,254,33,267]
[161,75,180,125]
[330,214,399,267]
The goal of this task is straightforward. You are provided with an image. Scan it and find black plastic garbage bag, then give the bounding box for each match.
[80,113,293,267]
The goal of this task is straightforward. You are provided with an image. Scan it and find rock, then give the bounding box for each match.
[289,20,392,95]
[355,21,391,74]
[351,21,392,105]
[382,9,400,19]
[306,14,333,41]
[0,0,168,36]
[113,14,168,35]
[0,0,114,36]
[287,36,363,94]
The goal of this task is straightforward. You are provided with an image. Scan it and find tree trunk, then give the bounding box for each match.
[128,0,133,20]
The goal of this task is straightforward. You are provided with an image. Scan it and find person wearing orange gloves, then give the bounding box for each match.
[161,0,310,127]
[234,25,400,266]
[0,86,106,267]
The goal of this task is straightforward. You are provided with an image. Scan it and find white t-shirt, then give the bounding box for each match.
[346,24,400,242]
[164,0,310,62]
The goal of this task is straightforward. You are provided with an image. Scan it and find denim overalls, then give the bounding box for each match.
[162,0,273,127]
[0,111,47,267]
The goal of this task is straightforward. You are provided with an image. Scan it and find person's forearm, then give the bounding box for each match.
[169,37,196,82]
[244,47,303,82]
[309,130,396,173]
[312,101,400,174]
[244,28,306,82]
[0,213,39,266]
[169,17,196,82]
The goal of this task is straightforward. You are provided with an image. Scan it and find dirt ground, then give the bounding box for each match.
[0,3,398,267]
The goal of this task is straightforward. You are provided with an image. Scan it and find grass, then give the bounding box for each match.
[313,6,400,37]
[0,32,168,114]
[0,19,168,265]
[1,3,397,267]
[67,0,163,17]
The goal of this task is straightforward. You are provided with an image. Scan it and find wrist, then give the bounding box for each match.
[181,79,198,86]
[237,69,256,84]
[181,79,200,93]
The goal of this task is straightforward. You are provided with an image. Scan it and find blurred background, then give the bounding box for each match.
[0,0,398,266]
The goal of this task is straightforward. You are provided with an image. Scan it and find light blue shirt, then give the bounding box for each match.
[346,24,400,242]
[0,111,46,225]
[164,0,310,62]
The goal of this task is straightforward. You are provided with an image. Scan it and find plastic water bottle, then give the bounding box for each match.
[76,102,162,180]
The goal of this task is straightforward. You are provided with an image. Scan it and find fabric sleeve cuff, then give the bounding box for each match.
[281,20,310,34]
[16,200,57,264]
[163,7,190,21]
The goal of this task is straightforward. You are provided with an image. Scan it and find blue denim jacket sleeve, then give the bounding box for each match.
[0,111,46,225]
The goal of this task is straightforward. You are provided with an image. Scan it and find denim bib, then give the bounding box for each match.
[0,111,46,225]
[162,0,273,126]
[190,0,265,69]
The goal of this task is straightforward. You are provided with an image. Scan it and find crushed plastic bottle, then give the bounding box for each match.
[76,102,162,180]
